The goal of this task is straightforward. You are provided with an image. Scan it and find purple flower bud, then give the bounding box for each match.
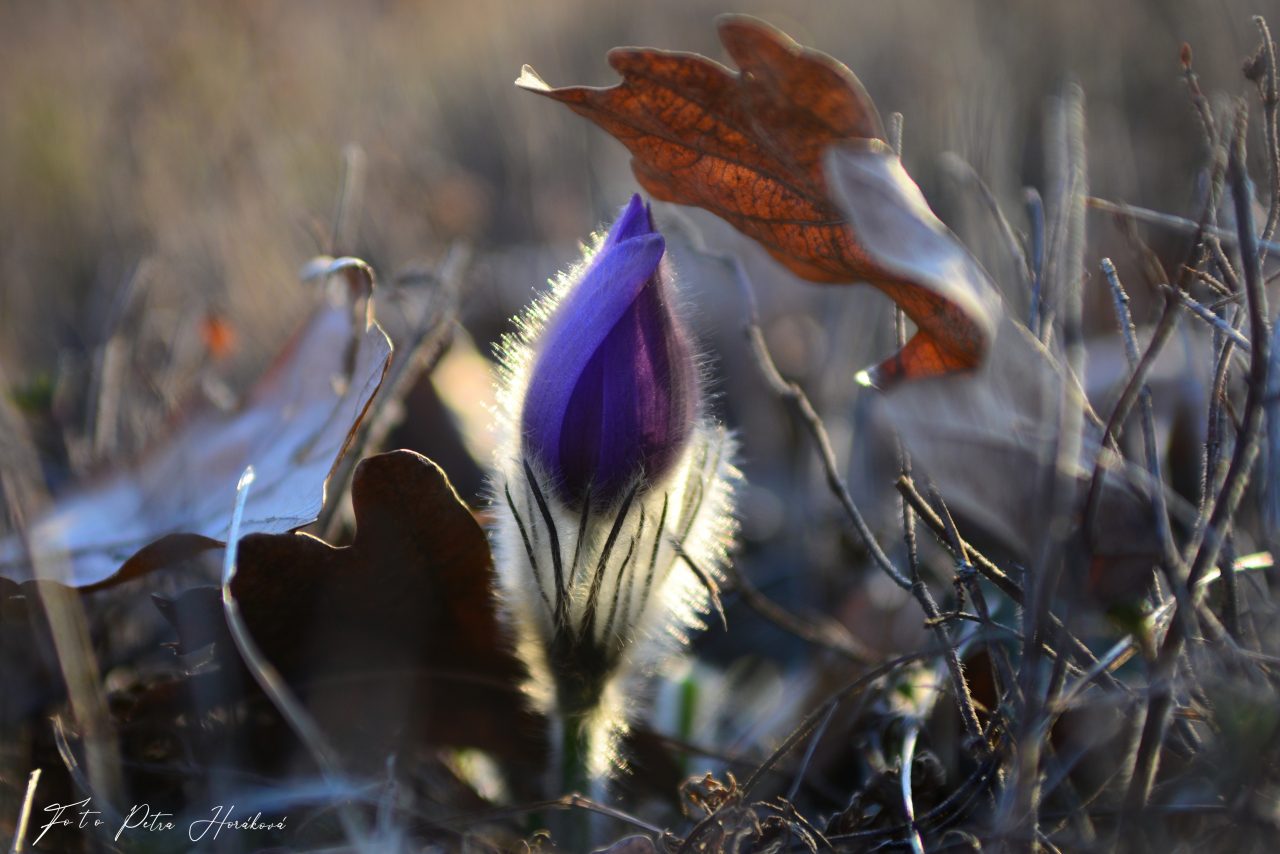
[490,198,741,789]
[520,195,698,508]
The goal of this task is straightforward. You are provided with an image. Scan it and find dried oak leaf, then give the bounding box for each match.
[0,259,392,589]
[519,14,999,386]
[157,449,538,763]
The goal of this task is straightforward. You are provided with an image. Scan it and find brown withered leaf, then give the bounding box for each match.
[0,258,393,589]
[518,14,999,385]
[825,144,1002,388]
[157,449,538,763]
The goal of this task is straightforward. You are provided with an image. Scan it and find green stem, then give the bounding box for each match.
[560,711,591,796]
[554,711,593,850]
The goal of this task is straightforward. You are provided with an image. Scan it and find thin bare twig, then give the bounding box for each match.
[1180,41,1219,149]
[1026,188,1047,336]
[735,262,911,591]
[1126,105,1271,813]
[1180,289,1251,352]
[942,153,1033,289]
[786,700,840,803]
[890,291,984,749]
[1083,288,1184,536]
[1085,197,1280,255]
[1247,17,1278,258]
[930,484,1014,699]
[726,562,874,663]
[1185,115,1271,594]
[443,793,668,839]
[1100,258,1184,598]
[895,476,1120,687]
[903,522,984,748]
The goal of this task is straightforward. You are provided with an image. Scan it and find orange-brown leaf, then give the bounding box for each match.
[519,15,999,385]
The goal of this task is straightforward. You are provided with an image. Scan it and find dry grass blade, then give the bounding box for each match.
[900,722,926,854]
[741,650,935,799]
[318,246,468,537]
[1005,84,1088,846]
[8,768,41,854]
[940,152,1034,290]
[1,390,124,816]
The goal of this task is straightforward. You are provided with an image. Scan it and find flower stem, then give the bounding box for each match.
[560,711,591,795]
[554,710,594,850]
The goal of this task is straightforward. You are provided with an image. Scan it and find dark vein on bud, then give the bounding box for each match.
[570,482,593,588]
[675,543,727,631]
[602,532,639,642]
[524,457,567,625]
[676,441,710,538]
[522,477,541,558]
[679,435,722,543]
[639,492,671,625]
[607,505,647,642]
[504,481,555,616]
[582,479,641,642]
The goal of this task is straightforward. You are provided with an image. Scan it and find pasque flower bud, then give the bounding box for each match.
[520,195,699,509]
[490,194,739,787]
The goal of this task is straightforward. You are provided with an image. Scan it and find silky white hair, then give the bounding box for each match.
[487,229,741,780]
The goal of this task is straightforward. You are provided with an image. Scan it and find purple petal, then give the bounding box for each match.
[522,199,698,508]
[602,193,654,248]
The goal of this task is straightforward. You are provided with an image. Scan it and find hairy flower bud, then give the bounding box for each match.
[490,194,740,783]
[520,195,698,509]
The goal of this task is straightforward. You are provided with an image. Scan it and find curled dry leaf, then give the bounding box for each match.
[519,14,1000,386]
[157,450,535,761]
[0,258,392,589]
[817,143,1165,596]
[825,144,1002,388]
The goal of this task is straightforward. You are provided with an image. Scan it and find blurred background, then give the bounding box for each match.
[0,0,1265,646]
[2,1,1278,846]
